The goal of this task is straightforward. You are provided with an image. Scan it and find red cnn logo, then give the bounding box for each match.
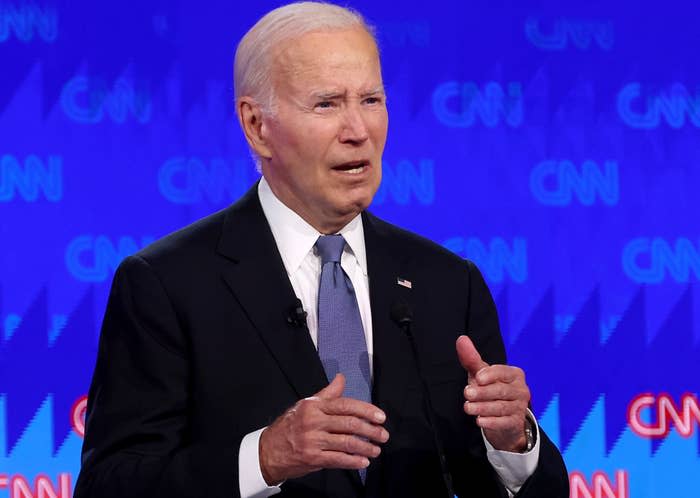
[570,470,629,498]
[71,395,88,438]
[0,473,71,498]
[627,392,700,438]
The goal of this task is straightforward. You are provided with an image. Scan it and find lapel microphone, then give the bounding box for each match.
[286,298,308,328]
[390,301,455,498]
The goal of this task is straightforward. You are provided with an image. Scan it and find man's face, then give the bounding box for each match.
[261,27,388,233]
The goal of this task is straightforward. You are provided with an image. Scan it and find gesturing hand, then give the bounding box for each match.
[456,335,531,452]
[258,373,390,485]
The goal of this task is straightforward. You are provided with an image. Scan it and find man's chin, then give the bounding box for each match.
[342,184,379,210]
[341,196,373,216]
[321,200,370,229]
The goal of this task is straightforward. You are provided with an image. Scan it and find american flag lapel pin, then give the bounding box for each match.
[397,277,412,289]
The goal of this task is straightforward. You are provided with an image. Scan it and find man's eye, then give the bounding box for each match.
[315,101,335,109]
[364,97,381,105]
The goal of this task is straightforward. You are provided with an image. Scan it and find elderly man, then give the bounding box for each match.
[75,2,568,497]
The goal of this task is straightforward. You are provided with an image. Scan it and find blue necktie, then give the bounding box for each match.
[316,235,371,403]
[316,235,371,483]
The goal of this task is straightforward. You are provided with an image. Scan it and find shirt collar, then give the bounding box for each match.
[339,213,368,277]
[257,177,368,276]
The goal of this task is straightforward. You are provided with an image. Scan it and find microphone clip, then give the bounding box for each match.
[286,299,308,328]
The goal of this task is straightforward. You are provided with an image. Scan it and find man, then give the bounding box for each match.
[75,2,568,497]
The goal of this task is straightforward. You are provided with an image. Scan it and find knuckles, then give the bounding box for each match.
[335,398,352,414]
[345,416,360,433]
[498,401,508,416]
[341,434,354,453]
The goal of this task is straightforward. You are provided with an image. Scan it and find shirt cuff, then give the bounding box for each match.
[482,409,540,496]
[239,427,282,498]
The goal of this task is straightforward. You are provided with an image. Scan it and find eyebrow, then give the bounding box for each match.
[361,86,386,96]
[310,91,345,100]
[309,86,386,100]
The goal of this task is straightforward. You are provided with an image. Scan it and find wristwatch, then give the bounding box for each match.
[523,417,537,452]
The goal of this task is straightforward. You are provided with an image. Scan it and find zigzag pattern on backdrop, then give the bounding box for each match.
[0,1,323,119]
[0,286,96,456]
[500,285,699,456]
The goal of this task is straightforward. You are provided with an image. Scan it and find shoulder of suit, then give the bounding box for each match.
[131,184,259,268]
[363,211,476,272]
[135,206,228,263]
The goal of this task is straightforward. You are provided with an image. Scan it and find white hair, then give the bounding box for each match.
[234,1,377,114]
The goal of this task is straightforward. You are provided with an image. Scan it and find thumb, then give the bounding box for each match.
[316,373,345,400]
[456,335,489,382]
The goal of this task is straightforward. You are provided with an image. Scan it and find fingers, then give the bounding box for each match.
[291,430,381,464]
[259,392,390,483]
[463,366,530,417]
[322,396,386,424]
[464,381,528,402]
[456,335,489,378]
[315,376,387,424]
[318,433,383,458]
[323,415,389,443]
[464,399,527,418]
[471,365,523,385]
[313,450,371,471]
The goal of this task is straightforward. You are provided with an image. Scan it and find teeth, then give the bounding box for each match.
[336,162,366,174]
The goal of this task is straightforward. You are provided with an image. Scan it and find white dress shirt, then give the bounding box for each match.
[238,177,539,497]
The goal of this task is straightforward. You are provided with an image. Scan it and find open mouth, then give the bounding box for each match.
[332,160,370,175]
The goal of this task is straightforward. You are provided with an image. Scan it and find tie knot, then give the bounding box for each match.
[315,235,346,265]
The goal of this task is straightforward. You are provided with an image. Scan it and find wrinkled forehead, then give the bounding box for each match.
[271,28,382,89]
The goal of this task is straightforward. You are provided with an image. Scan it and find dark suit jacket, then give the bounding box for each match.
[74,185,568,498]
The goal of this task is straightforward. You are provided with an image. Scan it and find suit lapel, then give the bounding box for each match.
[363,211,415,413]
[362,212,416,493]
[216,185,328,399]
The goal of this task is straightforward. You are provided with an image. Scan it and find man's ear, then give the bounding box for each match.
[237,97,273,160]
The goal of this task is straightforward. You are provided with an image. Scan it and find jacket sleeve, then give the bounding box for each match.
[74,255,243,498]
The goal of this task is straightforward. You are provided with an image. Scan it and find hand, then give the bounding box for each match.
[456,335,530,452]
[258,373,390,485]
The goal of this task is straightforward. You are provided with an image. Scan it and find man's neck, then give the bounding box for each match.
[263,178,358,235]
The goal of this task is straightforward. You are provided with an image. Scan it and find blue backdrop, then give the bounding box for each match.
[1,1,699,496]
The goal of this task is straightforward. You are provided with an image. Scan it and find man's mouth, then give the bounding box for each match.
[333,160,370,175]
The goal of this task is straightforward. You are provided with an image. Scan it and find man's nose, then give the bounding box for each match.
[338,105,369,144]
